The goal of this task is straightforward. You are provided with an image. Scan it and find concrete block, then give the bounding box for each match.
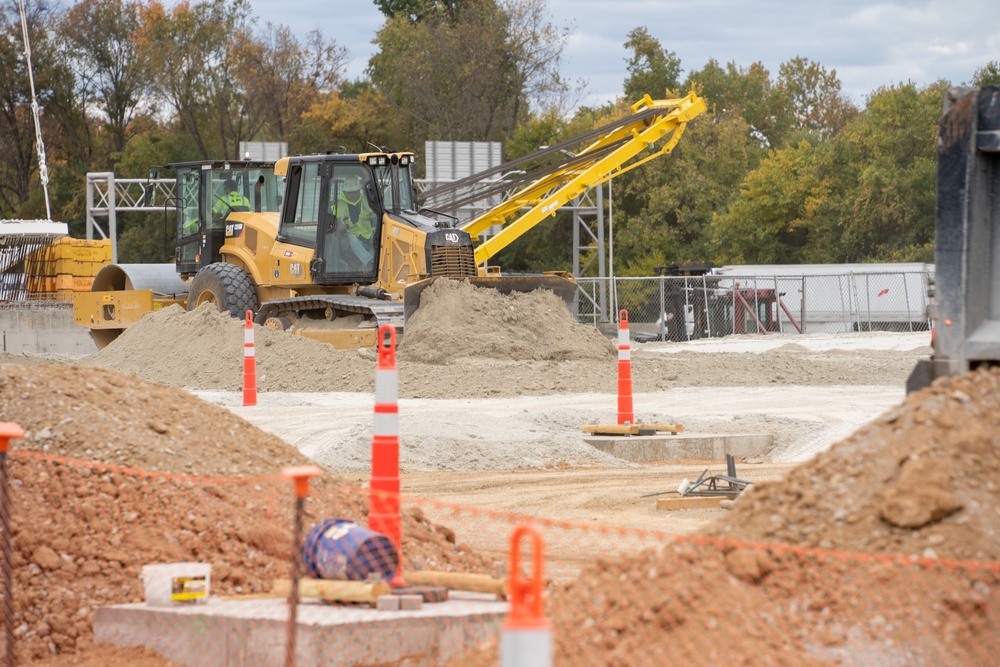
[584,432,773,462]
[376,595,400,611]
[655,495,731,510]
[0,303,97,355]
[94,596,507,667]
[398,595,423,611]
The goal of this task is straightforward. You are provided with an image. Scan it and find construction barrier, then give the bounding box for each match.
[617,309,634,425]
[281,465,321,667]
[0,438,997,665]
[0,423,22,667]
[243,310,257,407]
[369,325,405,587]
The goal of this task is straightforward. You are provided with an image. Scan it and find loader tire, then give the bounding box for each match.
[187,262,259,319]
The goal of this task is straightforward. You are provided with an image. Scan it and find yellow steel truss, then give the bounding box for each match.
[463,91,707,266]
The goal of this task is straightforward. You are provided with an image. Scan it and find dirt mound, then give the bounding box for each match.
[0,364,310,476]
[451,540,999,666]
[706,366,1000,561]
[6,454,493,662]
[84,304,374,393]
[399,279,615,364]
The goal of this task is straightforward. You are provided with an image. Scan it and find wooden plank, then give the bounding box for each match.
[643,423,684,433]
[582,424,638,435]
[404,571,507,598]
[582,423,685,436]
[272,578,390,603]
[655,495,729,510]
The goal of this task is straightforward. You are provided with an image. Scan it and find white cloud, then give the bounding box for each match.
[237,0,999,107]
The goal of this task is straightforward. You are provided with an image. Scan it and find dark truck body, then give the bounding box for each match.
[908,86,1000,392]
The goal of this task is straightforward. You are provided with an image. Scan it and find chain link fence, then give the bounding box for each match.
[576,271,933,341]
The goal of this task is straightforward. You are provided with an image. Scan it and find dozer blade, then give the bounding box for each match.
[403,273,578,324]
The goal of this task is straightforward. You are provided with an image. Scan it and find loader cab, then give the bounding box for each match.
[171,160,280,276]
[277,153,411,285]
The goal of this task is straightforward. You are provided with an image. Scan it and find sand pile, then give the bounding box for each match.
[707,366,1000,561]
[399,279,615,364]
[84,304,374,393]
[451,539,998,666]
[5,454,492,662]
[0,364,310,475]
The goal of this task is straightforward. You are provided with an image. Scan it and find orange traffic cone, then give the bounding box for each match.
[369,325,405,588]
[243,310,257,407]
[617,309,634,425]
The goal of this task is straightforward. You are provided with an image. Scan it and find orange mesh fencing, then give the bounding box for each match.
[0,447,997,666]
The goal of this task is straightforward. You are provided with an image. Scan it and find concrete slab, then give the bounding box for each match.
[655,495,731,510]
[94,595,506,667]
[584,432,773,462]
[0,302,97,355]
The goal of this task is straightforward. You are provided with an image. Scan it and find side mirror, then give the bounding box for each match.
[143,166,162,207]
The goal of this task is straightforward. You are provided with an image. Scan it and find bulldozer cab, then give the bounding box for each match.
[276,153,417,285]
[171,160,280,275]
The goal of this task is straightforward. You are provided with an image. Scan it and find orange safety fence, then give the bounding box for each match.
[0,446,997,666]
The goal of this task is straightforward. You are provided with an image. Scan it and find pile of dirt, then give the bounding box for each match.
[5,302,924,399]
[6,454,493,662]
[399,279,615,364]
[706,366,1000,561]
[84,304,374,393]
[451,539,998,666]
[0,364,311,476]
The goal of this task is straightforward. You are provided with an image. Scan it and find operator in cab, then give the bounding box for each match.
[332,174,376,269]
[213,178,251,220]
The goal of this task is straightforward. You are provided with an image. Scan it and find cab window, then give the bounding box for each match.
[279,163,321,246]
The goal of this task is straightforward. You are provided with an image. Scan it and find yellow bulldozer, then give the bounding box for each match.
[74,92,706,349]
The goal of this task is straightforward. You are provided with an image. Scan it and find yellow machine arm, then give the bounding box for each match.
[460,91,706,266]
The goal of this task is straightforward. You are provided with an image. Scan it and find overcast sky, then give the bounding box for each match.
[240,0,998,108]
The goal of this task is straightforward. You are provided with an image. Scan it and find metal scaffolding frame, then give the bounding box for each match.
[85,172,176,263]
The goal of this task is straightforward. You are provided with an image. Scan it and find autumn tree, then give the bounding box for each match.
[0,1,78,218]
[777,56,856,139]
[137,0,261,159]
[235,24,348,141]
[369,0,569,143]
[57,0,150,159]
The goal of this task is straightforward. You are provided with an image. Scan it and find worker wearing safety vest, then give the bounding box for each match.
[332,175,376,269]
[213,178,251,218]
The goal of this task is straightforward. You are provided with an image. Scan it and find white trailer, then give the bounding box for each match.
[711,263,934,334]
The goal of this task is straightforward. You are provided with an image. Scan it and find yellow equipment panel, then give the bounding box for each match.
[73,290,155,329]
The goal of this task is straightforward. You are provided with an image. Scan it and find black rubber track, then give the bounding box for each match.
[187,262,259,319]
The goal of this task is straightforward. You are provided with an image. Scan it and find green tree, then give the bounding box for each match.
[685,58,793,149]
[373,0,458,21]
[614,112,760,272]
[622,26,682,101]
[831,82,944,262]
[709,140,831,264]
[972,60,1000,86]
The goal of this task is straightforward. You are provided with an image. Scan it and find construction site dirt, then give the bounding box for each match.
[0,283,996,665]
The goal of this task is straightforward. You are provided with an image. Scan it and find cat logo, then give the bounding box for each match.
[444,233,459,243]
